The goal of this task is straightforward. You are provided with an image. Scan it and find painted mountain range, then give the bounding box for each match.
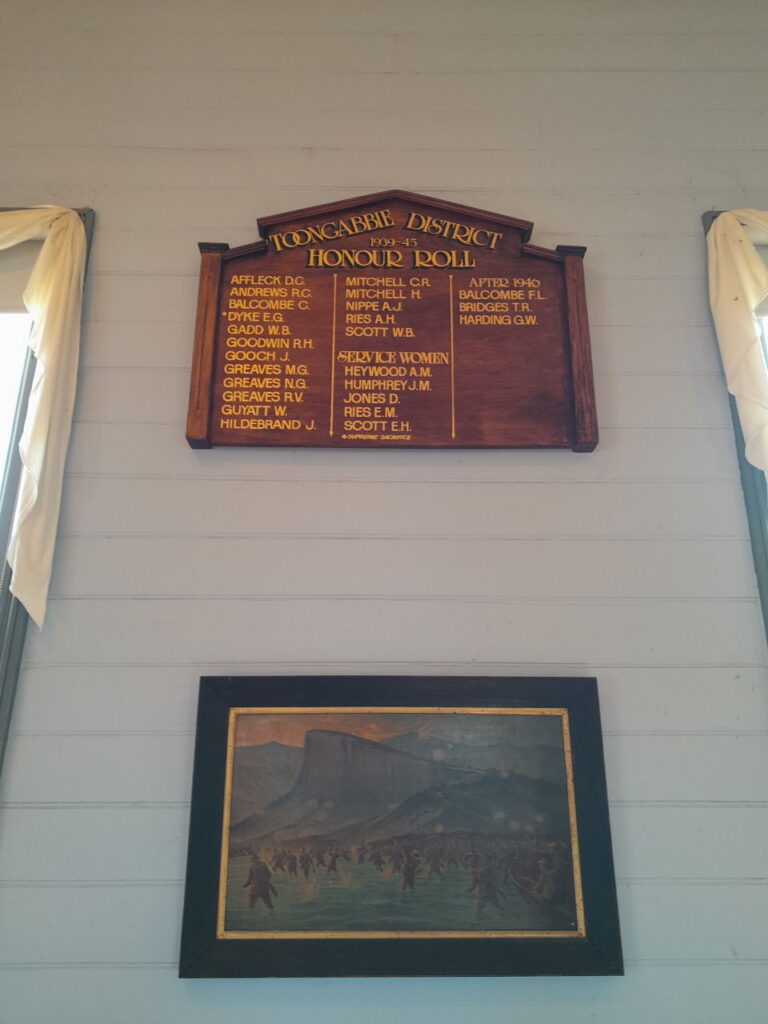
[230,724,569,845]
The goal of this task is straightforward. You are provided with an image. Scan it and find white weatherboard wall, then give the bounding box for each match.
[1,1,768,1021]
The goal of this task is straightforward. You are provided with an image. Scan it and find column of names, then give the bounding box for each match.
[217,273,318,435]
[335,274,450,442]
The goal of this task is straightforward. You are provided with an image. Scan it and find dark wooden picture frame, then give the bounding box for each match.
[179,676,622,978]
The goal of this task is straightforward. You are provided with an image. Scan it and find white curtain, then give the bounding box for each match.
[707,209,768,472]
[0,207,86,627]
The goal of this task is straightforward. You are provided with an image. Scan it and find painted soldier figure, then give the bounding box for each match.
[243,853,278,909]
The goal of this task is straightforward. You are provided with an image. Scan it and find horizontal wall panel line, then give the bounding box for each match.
[1,802,190,810]
[613,801,768,808]
[3,877,765,889]
[7,41,634,61]
[64,425,739,438]
[77,364,728,377]
[0,181,754,196]
[10,137,768,148]
[16,27,759,35]
[12,728,766,739]
[0,880,184,888]
[18,660,768,670]
[1,958,767,971]
[89,271,197,279]
[69,419,734,429]
[81,277,709,290]
[67,419,733,428]
[75,366,726,380]
[54,533,749,543]
[593,372,723,378]
[82,227,727,238]
[0,963,177,971]
[77,365,724,376]
[61,474,742,486]
[618,880,768,888]
[4,800,766,811]
[84,269,710,279]
[43,594,761,604]
[13,730,195,737]
[623,959,768,967]
[10,63,768,77]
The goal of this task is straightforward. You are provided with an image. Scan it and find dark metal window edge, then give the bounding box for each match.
[0,351,34,775]
[0,207,95,776]
[703,211,768,645]
[729,397,768,639]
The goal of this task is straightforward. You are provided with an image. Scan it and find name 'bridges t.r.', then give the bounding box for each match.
[185,190,598,451]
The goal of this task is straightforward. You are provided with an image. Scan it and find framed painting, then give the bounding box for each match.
[179,676,622,977]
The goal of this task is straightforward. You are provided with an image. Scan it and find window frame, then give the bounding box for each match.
[0,347,34,774]
[703,210,768,644]
[0,207,95,776]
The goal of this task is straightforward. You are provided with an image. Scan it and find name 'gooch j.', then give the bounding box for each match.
[185,189,598,451]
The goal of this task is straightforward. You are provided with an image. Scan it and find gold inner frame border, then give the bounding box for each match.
[216,706,585,940]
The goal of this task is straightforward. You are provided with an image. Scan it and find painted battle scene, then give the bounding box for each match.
[221,709,581,936]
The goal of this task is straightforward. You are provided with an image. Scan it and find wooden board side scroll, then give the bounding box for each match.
[186,190,597,451]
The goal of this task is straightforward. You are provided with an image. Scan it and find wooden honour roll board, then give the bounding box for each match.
[186,190,597,450]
